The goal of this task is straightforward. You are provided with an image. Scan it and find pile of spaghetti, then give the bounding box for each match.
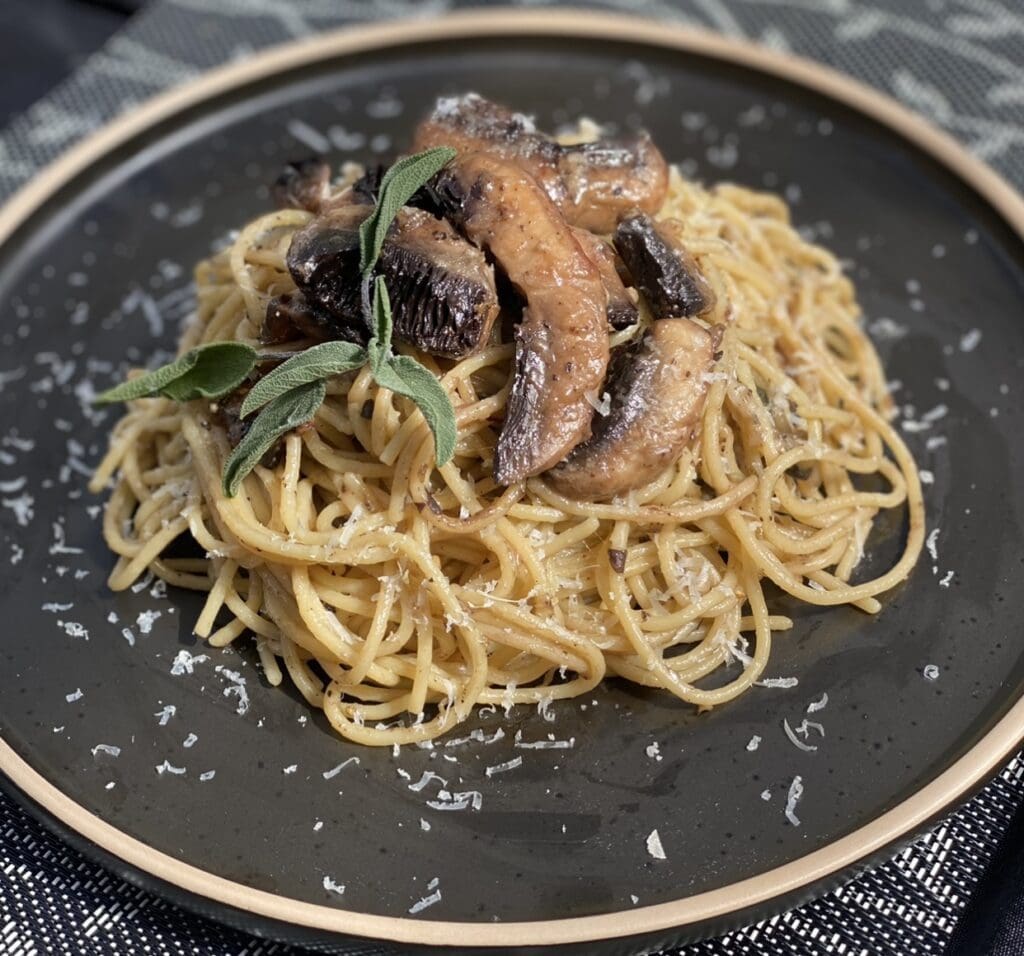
[90,169,925,746]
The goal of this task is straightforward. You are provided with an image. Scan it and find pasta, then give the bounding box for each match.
[90,167,925,746]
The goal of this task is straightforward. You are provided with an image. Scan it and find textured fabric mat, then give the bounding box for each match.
[1,2,1022,954]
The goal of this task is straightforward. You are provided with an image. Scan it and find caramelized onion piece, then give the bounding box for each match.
[548,319,720,499]
[433,152,610,484]
[414,94,668,234]
[272,157,332,213]
[614,212,716,319]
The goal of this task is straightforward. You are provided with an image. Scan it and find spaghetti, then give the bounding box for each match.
[90,168,925,746]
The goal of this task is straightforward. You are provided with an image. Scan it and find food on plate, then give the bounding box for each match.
[90,95,925,746]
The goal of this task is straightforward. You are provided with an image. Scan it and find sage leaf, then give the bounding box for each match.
[358,146,456,276]
[366,275,392,374]
[95,342,257,405]
[374,354,457,465]
[222,379,326,497]
[239,341,368,418]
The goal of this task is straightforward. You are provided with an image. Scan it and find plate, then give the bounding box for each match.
[1,10,1023,955]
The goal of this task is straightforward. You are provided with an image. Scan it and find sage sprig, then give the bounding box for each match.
[96,146,461,499]
[222,379,327,498]
[358,147,456,275]
[94,342,257,405]
[366,275,457,463]
[239,341,368,418]
[234,148,460,494]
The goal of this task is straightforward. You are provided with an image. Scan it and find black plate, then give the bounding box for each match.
[1,13,1023,955]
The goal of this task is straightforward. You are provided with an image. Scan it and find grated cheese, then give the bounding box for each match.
[484,757,523,778]
[322,757,360,780]
[646,829,667,860]
[806,693,829,714]
[783,718,818,752]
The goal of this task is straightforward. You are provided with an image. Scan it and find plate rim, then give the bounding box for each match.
[0,7,1022,948]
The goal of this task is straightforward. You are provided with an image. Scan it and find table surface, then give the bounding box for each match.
[0,2,1021,955]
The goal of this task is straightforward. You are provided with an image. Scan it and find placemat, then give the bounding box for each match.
[1,2,1022,954]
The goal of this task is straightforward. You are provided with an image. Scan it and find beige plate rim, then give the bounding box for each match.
[1,7,1022,949]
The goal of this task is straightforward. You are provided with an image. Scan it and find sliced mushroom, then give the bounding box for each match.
[414,94,668,234]
[614,212,716,319]
[571,227,638,330]
[350,163,386,205]
[547,319,720,499]
[432,152,610,484]
[272,157,332,213]
[383,207,500,358]
[286,203,367,322]
[559,134,669,233]
[261,290,368,347]
[286,202,499,358]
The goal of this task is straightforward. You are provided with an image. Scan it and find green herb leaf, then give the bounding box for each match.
[239,341,368,418]
[95,342,257,405]
[374,354,457,465]
[222,379,326,497]
[358,146,456,276]
[366,275,392,373]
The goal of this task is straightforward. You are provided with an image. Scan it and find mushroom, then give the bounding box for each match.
[613,212,717,319]
[260,290,369,347]
[432,151,610,484]
[558,134,670,233]
[383,207,501,358]
[413,94,669,234]
[285,202,499,358]
[272,157,333,213]
[571,227,638,330]
[547,318,721,499]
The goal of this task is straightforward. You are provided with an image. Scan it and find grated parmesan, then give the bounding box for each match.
[757,677,799,690]
[806,693,829,714]
[322,876,346,896]
[783,718,818,753]
[646,829,667,860]
[514,730,575,750]
[784,776,804,826]
[155,761,186,776]
[322,757,360,780]
[484,757,523,778]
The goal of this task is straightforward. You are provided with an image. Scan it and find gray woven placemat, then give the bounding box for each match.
[1,2,1022,954]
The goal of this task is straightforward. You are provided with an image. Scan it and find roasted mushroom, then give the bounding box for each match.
[547,319,721,499]
[272,157,333,213]
[383,207,500,358]
[559,135,670,233]
[432,151,610,484]
[261,290,369,347]
[571,227,638,330]
[414,94,669,234]
[613,212,717,320]
[286,202,500,358]
[286,202,367,321]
